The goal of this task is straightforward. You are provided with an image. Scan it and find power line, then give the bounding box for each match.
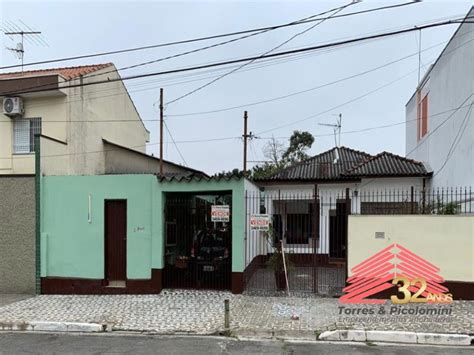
[165,1,355,105]
[255,65,424,135]
[433,103,473,177]
[2,99,471,162]
[20,29,474,116]
[166,36,474,117]
[1,16,470,97]
[0,1,419,72]
[163,120,188,166]
[406,93,474,158]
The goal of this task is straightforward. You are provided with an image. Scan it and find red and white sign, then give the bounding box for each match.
[250,214,270,231]
[211,205,230,222]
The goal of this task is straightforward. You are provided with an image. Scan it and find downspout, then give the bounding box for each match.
[34,134,41,294]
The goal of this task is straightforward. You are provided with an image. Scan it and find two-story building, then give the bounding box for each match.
[405,7,473,188]
[0,63,205,294]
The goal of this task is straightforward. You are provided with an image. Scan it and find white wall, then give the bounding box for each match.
[406,12,474,188]
[244,179,266,267]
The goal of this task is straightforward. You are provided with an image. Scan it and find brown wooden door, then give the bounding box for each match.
[105,200,127,281]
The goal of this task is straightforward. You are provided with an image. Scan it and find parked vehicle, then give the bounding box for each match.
[191,229,230,272]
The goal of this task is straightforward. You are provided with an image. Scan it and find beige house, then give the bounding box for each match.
[0,63,196,176]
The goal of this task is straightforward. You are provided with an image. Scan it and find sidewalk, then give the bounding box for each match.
[0,290,472,337]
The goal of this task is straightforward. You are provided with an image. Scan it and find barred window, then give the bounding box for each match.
[13,118,42,153]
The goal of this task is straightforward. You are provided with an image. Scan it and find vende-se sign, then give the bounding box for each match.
[250,214,270,231]
[211,205,230,222]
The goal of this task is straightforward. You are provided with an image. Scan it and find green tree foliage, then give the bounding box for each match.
[253,131,314,179]
[213,131,314,180]
[281,130,315,164]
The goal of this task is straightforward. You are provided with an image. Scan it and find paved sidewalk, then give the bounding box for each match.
[0,294,34,308]
[0,290,472,335]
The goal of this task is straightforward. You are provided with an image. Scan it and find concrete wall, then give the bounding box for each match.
[40,175,247,283]
[406,12,474,188]
[103,141,191,175]
[348,215,474,282]
[66,67,149,175]
[0,176,36,293]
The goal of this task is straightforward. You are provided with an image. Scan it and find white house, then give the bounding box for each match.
[405,7,474,188]
[242,146,432,294]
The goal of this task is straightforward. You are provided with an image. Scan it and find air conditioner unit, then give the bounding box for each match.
[3,97,24,117]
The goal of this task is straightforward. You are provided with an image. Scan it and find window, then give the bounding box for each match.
[13,118,41,153]
[286,213,311,244]
[417,93,428,140]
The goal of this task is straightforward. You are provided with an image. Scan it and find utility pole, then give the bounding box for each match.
[242,111,255,175]
[159,88,164,176]
[243,111,248,174]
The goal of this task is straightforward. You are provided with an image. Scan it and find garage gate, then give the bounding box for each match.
[163,192,232,291]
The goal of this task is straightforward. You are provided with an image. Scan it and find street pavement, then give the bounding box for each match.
[0,333,472,354]
[0,290,472,335]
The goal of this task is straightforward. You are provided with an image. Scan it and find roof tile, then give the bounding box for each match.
[0,63,114,80]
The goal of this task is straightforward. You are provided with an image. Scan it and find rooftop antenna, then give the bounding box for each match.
[3,21,47,72]
[319,113,342,164]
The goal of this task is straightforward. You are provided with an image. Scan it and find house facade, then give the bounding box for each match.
[405,7,474,188]
[0,63,150,175]
[247,146,432,294]
[40,174,253,294]
[0,63,205,294]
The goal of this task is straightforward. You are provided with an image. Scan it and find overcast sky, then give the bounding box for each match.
[1,0,473,174]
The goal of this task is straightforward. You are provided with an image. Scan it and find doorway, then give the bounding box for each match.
[104,200,127,283]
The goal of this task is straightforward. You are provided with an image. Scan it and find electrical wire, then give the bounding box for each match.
[433,102,473,177]
[406,93,474,159]
[165,1,355,106]
[1,16,470,97]
[166,36,474,117]
[163,120,188,166]
[0,1,419,71]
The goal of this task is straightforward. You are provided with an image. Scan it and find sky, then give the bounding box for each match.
[1,0,473,174]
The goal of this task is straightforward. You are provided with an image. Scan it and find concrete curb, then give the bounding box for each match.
[0,321,104,333]
[318,329,472,346]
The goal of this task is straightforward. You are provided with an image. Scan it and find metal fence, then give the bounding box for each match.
[243,186,472,296]
[351,186,473,215]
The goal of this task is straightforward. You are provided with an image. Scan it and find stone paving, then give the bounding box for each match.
[0,290,472,335]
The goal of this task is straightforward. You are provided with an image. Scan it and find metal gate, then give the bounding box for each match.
[243,188,348,296]
[163,192,232,291]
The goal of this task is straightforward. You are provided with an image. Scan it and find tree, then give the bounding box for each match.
[252,130,314,179]
[263,136,285,165]
[281,130,314,165]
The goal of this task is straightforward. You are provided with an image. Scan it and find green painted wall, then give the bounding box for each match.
[41,175,156,279]
[41,175,246,281]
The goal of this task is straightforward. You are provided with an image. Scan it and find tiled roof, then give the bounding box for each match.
[265,146,372,181]
[0,63,114,80]
[342,151,430,177]
[260,146,430,181]
[158,173,243,183]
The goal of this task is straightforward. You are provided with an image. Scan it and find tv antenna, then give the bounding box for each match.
[319,113,342,147]
[3,20,48,71]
